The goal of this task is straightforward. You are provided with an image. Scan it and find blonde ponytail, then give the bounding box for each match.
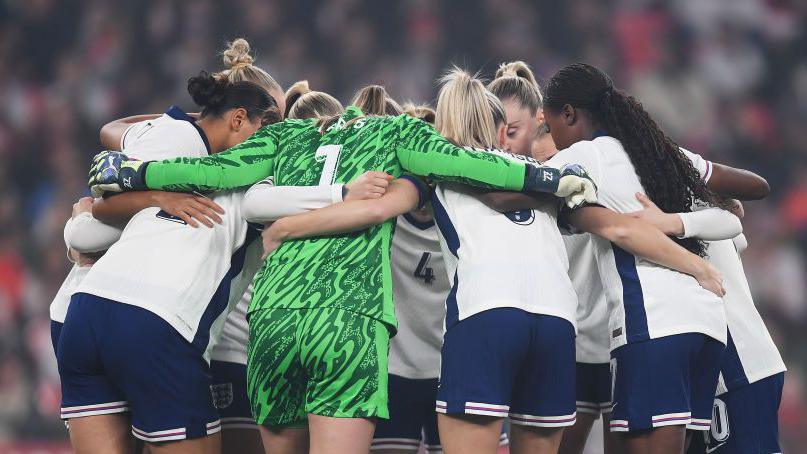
[351,85,403,116]
[488,60,543,113]
[216,38,283,98]
[435,67,505,149]
[285,80,344,120]
[402,102,435,125]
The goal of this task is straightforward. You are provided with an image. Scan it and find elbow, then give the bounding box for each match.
[361,203,394,226]
[602,224,632,244]
[727,213,744,237]
[240,197,262,223]
[750,179,770,200]
[67,232,102,254]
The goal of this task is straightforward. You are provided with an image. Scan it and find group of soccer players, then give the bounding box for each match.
[48,38,786,454]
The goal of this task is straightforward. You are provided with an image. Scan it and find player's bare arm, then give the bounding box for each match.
[569,206,725,297]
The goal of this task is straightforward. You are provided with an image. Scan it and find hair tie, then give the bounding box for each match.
[230,62,252,70]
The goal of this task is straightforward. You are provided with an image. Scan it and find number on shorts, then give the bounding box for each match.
[414,252,436,284]
[710,398,730,442]
[315,144,343,185]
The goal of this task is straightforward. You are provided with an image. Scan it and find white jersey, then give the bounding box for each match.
[50,264,91,323]
[388,214,450,379]
[563,233,610,364]
[432,149,578,329]
[76,106,261,358]
[547,136,726,350]
[710,237,786,394]
[682,149,785,393]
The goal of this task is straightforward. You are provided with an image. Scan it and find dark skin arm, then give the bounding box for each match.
[92,191,224,228]
[569,206,725,296]
[708,163,769,200]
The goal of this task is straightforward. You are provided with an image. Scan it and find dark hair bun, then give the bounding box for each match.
[187,71,227,108]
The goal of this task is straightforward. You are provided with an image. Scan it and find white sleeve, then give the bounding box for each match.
[677,208,742,241]
[545,141,603,187]
[65,212,124,253]
[241,177,345,223]
[732,233,748,253]
[680,147,713,182]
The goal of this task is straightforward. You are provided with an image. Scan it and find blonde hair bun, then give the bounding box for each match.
[285,80,311,98]
[222,38,255,68]
[495,61,538,87]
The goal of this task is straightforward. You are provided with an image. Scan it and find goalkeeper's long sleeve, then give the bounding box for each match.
[393,115,527,191]
[144,123,282,192]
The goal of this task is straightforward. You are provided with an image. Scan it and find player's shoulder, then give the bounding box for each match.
[123,114,206,160]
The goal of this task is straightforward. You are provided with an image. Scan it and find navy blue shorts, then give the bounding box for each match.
[372,375,441,452]
[687,373,784,454]
[210,360,257,430]
[576,362,612,416]
[437,308,576,428]
[609,333,725,433]
[51,320,63,356]
[57,293,221,442]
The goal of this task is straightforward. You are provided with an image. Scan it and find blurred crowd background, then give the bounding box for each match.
[0,0,805,451]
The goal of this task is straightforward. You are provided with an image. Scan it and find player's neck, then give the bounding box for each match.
[196,117,227,154]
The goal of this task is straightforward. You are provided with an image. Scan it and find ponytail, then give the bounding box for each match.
[488,60,543,114]
[351,85,403,116]
[402,102,436,125]
[187,71,279,123]
[284,80,344,120]
[435,67,505,149]
[544,63,723,256]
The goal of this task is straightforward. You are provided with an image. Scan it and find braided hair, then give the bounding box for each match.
[543,63,723,256]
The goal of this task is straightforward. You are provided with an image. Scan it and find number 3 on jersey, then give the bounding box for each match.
[414,252,436,285]
[315,144,343,185]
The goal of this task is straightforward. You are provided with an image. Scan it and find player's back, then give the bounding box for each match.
[389,214,450,379]
[252,107,410,328]
[563,233,609,364]
[432,149,577,329]
[547,136,726,350]
[77,106,258,350]
[707,237,785,392]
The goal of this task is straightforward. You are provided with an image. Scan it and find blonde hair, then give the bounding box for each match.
[402,102,435,125]
[215,38,283,97]
[488,61,543,113]
[435,67,506,149]
[284,80,344,120]
[351,85,403,116]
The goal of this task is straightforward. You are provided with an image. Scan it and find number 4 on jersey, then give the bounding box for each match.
[414,252,436,285]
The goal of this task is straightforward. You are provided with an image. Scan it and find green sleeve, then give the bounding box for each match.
[144,122,281,192]
[393,115,526,191]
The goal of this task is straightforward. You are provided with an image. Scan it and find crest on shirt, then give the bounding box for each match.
[211,383,234,409]
[504,209,535,225]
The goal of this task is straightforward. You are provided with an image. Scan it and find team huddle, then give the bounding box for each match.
[49,38,785,454]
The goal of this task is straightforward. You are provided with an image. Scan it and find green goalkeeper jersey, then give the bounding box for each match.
[143,107,528,328]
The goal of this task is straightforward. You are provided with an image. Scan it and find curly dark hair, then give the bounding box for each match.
[543,63,724,256]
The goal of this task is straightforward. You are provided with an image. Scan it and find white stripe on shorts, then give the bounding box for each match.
[651,412,692,428]
[60,401,130,419]
[509,412,577,427]
[131,425,187,442]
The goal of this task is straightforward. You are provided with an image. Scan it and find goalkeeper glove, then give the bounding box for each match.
[88,151,150,197]
[523,163,597,209]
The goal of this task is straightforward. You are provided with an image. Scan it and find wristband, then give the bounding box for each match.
[523,165,561,194]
